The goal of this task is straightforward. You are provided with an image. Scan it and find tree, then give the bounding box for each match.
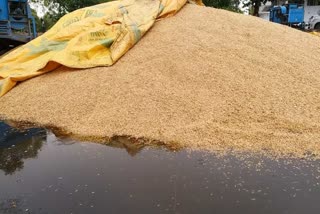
[31,8,42,31]
[30,0,110,27]
[247,0,270,16]
[31,8,56,32]
[40,13,58,32]
[29,0,111,31]
[203,0,242,13]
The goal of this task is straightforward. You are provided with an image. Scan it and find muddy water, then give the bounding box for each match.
[0,121,319,214]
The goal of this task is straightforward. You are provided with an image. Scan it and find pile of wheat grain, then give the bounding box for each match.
[1,4,320,158]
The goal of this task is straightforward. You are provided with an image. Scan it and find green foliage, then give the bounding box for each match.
[203,0,242,13]
[41,14,57,31]
[30,0,111,31]
[243,0,271,16]
[31,8,41,31]
[31,8,56,32]
[31,0,244,33]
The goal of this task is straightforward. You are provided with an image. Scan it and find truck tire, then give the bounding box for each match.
[315,23,320,30]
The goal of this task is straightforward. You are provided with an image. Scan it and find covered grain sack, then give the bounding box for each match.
[0,0,202,96]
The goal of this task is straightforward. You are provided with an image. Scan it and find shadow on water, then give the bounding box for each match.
[0,120,320,214]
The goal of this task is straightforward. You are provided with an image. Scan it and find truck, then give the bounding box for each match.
[269,3,305,28]
[0,0,37,52]
[260,1,320,30]
[309,15,320,29]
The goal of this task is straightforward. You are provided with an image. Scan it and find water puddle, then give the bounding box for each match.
[0,121,320,214]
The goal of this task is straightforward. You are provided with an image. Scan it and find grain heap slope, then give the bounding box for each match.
[1,5,320,158]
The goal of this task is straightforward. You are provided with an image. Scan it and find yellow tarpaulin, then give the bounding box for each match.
[0,0,202,96]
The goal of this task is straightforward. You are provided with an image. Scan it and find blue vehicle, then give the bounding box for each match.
[269,3,305,29]
[0,0,37,50]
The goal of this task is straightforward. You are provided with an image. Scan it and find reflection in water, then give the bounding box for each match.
[50,130,182,156]
[0,121,320,214]
[101,136,146,156]
[0,122,46,175]
[107,136,181,156]
[0,121,178,175]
